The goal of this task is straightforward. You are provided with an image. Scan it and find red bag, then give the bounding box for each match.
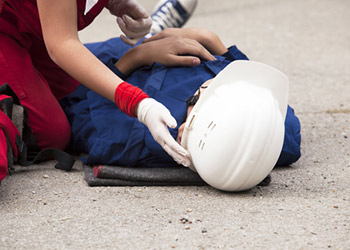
[0,84,75,183]
[0,95,20,181]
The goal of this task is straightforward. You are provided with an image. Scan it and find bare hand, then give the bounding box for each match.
[140,36,216,67]
[144,28,228,55]
[115,36,216,75]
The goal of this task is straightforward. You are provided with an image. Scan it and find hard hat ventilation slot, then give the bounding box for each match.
[198,140,205,151]
[187,114,196,129]
[208,121,216,131]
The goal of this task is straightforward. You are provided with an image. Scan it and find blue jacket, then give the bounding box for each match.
[61,38,301,167]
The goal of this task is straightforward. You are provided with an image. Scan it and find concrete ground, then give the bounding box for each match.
[1,0,349,249]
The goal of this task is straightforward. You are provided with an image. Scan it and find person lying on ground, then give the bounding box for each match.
[61,28,301,168]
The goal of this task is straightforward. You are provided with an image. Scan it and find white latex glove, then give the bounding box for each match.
[137,98,191,167]
[107,0,152,45]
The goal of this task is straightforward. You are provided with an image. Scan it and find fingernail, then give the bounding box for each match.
[192,58,200,66]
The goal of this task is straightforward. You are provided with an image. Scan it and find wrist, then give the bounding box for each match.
[185,28,205,43]
[106,0,122,16]
[114,46,150,75]
[132,44,153,67]
[114,81,149,117]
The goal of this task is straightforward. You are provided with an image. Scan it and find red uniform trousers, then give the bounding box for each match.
[0,4,79,150]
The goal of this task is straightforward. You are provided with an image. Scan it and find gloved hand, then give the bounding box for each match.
[106,0,152,45]
[137,98,191,167]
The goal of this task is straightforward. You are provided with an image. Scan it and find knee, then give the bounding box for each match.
[48,117,71,150]
[34,112,71,151]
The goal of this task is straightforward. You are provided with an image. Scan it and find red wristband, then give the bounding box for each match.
[114,82,149,117]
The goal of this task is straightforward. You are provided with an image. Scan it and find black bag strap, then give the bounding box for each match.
[16,136,75,171]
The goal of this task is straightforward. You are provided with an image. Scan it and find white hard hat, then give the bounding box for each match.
[181,60,289,191]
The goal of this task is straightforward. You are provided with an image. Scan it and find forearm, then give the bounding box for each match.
[114,45,150,76]
[37,0,123,102]
[50,39,123,101]
[105,0,123,16]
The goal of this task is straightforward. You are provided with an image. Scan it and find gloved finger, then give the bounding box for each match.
[120,34,141,45]
[160,109,177,129]
[117,17,150,41]
[122,15,152,34]
[117,16,128,33]
[161,135,191,167]
[148,122,189,165]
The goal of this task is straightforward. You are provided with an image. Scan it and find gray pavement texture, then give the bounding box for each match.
[1,0,349,249]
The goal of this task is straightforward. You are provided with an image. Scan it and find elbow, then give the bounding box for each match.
[47,49,58,64]
[45,38,78,66]
[45,42,60,65]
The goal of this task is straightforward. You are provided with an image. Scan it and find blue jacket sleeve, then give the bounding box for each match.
[275,105,301,166]
[105,58,126,79]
